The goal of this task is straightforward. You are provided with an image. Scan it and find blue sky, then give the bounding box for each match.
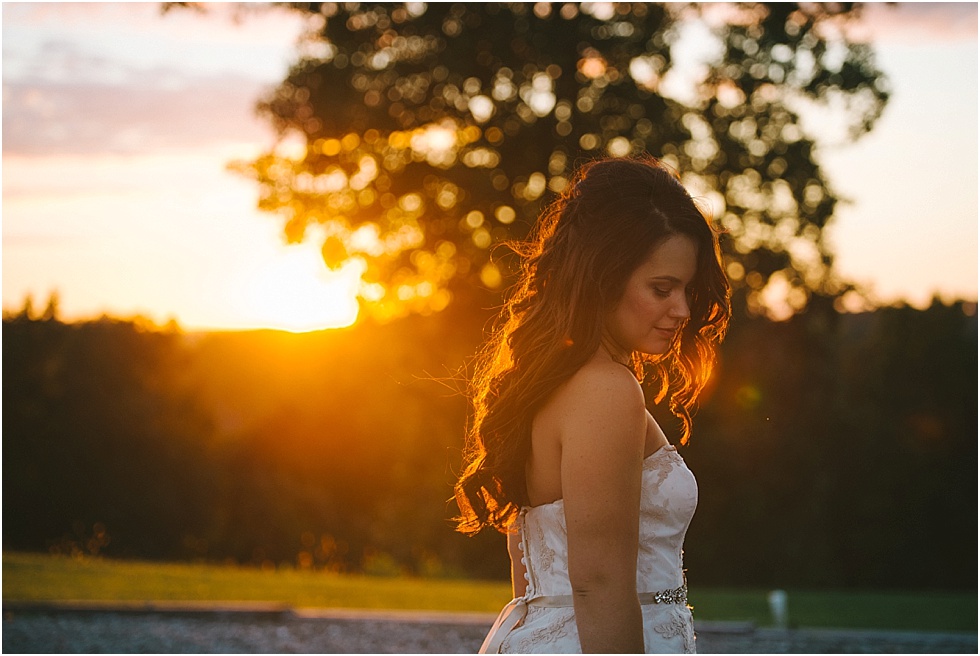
[2,2,976,330]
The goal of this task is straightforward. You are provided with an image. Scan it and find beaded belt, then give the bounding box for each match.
[478,584,688,653]
[526,583,688,608]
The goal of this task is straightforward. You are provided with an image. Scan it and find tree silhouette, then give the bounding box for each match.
[5,301,975,587]
[228,2,888,320]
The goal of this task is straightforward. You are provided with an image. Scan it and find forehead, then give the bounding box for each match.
[634,235,698,281]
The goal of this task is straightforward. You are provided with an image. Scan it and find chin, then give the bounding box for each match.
[636,341,671,357]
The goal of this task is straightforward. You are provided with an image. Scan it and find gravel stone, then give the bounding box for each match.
[3,607,976,654]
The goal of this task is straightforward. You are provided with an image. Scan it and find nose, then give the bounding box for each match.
[670,292,691,320]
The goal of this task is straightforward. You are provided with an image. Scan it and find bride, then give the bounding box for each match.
[455,157,731,653]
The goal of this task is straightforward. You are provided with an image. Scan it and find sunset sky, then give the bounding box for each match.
[3,3,977,332]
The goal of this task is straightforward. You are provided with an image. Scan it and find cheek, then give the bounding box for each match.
[622,290,660,323]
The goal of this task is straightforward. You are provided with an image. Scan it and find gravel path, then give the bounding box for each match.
[3,604,976,653]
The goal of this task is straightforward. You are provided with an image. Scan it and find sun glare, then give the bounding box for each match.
[234,244,363,332]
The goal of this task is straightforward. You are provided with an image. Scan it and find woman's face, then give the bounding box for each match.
[603,234,698,358]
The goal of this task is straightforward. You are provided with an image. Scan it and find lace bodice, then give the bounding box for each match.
[520,444,697,598]
[488,444,698,654]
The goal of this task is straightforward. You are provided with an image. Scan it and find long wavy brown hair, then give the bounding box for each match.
[454,156,731,535]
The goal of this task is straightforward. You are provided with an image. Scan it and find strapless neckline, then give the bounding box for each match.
[523,443,677,511]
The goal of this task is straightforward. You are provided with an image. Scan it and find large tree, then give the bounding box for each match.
[227,2,888,320]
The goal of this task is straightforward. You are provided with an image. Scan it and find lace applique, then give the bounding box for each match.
[644,446,679,488]
[512,607,576,653]
[653,610,696,654]
[647,498,670,523]
[532,521,556,573]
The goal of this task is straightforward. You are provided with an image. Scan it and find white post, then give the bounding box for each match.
[767,589,788,629]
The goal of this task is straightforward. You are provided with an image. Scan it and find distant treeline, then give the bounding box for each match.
[3,297,976,590]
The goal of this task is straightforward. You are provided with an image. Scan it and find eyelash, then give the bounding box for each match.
[653,286,695,301]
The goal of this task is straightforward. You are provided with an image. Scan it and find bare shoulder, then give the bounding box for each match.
[556,357,646,421]
[528,356,647,505]
[549,356,647,454]
[558,356,647,541]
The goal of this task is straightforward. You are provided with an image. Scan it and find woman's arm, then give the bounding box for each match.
[508,530,529,598]
[560,362,647,653]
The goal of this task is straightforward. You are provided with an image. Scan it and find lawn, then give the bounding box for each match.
[2,552,510,613]
[686,587,976,633]
[3,552,975,632]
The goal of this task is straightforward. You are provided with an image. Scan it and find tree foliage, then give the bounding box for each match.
[235,1,888,320]
[3,299,976,589]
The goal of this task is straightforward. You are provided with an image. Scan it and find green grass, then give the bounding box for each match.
[687,587,977,633]
[2,552,511,613]
[3,552,975,632]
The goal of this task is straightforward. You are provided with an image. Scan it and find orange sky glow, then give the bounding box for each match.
[2,3,977,332]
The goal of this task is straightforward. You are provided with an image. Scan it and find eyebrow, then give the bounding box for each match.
[650,276,686,284]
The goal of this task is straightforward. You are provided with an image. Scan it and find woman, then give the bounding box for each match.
[455,156,731,653]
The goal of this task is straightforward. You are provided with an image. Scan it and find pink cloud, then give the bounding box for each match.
[850,3,977,44]
[1,3,311,157]
[6,3,309,49]
[3,71,275,156]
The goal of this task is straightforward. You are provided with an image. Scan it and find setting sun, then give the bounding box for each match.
[232,243,363,332]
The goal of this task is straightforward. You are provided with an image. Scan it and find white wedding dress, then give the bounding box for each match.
[480,444,698,654]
